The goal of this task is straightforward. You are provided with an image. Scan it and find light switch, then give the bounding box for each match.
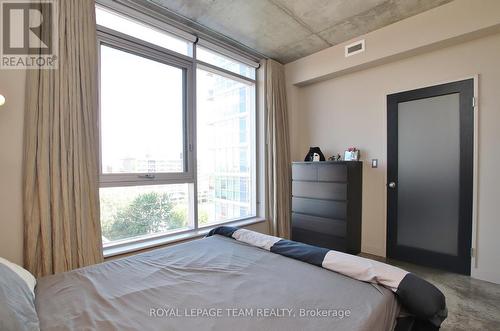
[371,159,378,168]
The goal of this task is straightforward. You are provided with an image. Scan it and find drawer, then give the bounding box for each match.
[292,163,317,181]
[317,164,347,182]
[292,228,346,251]
[292,213,346,237]
[292,197,346,220]
[292,181,347,201]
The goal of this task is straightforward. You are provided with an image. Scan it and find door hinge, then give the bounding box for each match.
[472,97,477,108]
[471,247,475,258]
[189,143,193,152]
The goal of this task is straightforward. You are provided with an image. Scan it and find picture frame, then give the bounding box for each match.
[344,150,359,161]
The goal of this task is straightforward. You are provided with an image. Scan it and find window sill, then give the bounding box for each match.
[103,217,267,259]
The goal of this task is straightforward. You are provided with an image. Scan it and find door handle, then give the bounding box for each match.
[388,182,396,189]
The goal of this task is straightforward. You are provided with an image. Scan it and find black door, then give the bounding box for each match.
[387,79,474,275]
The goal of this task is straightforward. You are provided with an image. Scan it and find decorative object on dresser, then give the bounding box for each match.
[291,161,362,254]
[328,154,342,161]
[304,146,326,162]
[344,147,360,161]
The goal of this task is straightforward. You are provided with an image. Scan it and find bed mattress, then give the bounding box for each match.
[35,235,399,331]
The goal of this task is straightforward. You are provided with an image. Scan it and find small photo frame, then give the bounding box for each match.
[344,150,359,161]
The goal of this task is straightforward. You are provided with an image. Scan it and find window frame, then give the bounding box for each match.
[194,63,258,229]
[96,8,262,254]
[97,27,195,186]
[196,45,256,80]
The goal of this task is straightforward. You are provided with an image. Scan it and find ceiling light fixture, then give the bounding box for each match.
[0,94,5,106]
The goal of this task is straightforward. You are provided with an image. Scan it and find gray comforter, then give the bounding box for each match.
[35,235,399,331]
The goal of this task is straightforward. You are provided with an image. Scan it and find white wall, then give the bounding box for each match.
[285,3,500,284]
[0,69,26,265]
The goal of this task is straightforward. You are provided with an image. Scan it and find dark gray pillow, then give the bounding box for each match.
[0,263,40,331]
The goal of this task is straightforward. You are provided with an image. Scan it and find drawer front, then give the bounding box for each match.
[292,181,347,201]
[317,164,347,182]
[292,197,347,220]
[292,213,346,237]
[292,228,346,251]
[292,163,317,181]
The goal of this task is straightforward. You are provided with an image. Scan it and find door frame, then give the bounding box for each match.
[386,78,475,275]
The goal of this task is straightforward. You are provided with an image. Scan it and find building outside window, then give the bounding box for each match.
[197,68,255,225]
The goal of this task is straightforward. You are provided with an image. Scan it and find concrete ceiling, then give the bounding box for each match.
[147,0,454,63]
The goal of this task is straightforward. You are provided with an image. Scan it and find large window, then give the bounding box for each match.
[97,5,258,252]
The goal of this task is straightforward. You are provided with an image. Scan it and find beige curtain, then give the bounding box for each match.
[23,0,103,277]
[265,59,292,239]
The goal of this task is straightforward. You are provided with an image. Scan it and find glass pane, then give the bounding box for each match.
[96,6,192,56]
[197,46,255,79]
[397,93,460,255]
[197,68,255,226]
[100,45,184,174]
[100,184,190,245]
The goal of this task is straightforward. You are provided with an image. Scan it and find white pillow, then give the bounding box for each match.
[0,257,36,295]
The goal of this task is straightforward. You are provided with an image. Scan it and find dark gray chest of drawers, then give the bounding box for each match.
[291,161,362,254]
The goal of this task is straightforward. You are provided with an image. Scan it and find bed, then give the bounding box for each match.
[2,227,447,331]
